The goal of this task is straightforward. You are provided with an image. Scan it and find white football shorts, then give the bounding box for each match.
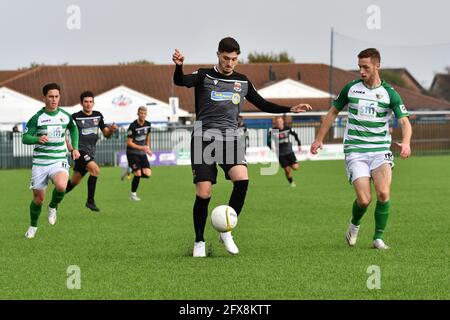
[345,151,394,184]
[30,161,70,190]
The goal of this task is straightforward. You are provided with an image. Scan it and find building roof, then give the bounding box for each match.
[1,64,450,113]
[430,73,450,102]
[0,70,28,83]
[381,68,426,93]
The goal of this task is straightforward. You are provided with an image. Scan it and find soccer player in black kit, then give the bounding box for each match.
[126,106,153,201]
[172,37,312,257]
[66,91,118,212]
[268,116,301,187]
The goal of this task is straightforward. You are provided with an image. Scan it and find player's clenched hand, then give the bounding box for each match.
[72,149,80,160]
[143,146,152,155]
[395,142,411,159]
[310,140,323,155]
[172,49,184,65]
[38,135,49,144]
[110,123,118,132]
[290,104,312,113]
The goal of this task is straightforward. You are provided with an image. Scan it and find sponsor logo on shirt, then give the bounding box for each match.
[210,91,241,105]
[81,127,98,135]
[352,90,366,94]
[358,100,378,119]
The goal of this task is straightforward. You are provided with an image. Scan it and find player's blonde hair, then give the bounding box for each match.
[137,106,147,113]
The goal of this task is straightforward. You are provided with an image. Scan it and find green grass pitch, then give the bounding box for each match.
[0,155,449,299]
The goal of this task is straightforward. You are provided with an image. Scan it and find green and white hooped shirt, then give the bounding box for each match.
[23,108,78,166]
[333,79,409,154]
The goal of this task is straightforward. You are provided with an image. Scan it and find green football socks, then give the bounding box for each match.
[351,199,368,226]
[30,201,42,227]
[49,189,65,209]
[374,200,391,240]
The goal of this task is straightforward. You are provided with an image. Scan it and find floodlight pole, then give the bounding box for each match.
[329,27,334,107]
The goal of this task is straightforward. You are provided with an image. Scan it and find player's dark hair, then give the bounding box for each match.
[218,37,240,54]
[42,83,61,96]
[358,48,381,63]
[80,90,95,103]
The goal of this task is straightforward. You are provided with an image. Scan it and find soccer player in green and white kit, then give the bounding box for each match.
[22,83,80,238]
[310,48,412,249]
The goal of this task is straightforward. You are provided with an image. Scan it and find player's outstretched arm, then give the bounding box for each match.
[246,81,312,114]
[310,107,340,154]
[395,117,412,159]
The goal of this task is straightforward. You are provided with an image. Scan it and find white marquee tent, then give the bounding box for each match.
[0,87,44,131]
[257,78,332,99]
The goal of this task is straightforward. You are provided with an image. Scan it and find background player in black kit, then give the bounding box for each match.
[66,91,118,212]
[126,106,153,201]
[172,37,312,257]
[268,116,301,187]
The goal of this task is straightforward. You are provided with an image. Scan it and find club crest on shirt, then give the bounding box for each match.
[376,94,383,100]
[234,82,242,92]
[231,93,241,105]
[93,119,99,125]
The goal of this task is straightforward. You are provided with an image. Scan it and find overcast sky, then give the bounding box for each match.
[1,0,449,87]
